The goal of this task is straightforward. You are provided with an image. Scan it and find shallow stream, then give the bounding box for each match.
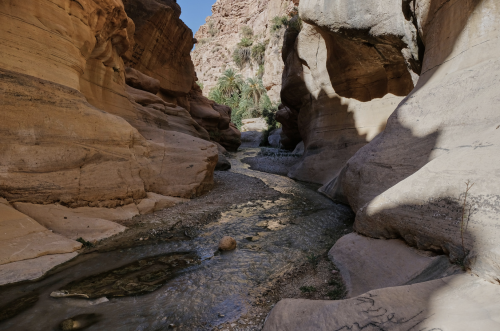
[0,149,353,331]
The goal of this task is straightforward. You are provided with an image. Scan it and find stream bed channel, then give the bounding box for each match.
[0,149,353,331]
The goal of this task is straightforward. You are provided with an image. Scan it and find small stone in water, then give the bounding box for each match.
[332,270,338,274]
[218,236,237,251]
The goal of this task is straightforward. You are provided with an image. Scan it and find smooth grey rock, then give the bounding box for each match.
[263,275,500,331]
[268,128,282,148]
[337,0,500,282]
[329,233,461,298]
[291,141,304,156]
[0,253,78,285]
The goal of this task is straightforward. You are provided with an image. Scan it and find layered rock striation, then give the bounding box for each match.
[0,0,217,206]
[0,0,239,278]
[125,4,241,151]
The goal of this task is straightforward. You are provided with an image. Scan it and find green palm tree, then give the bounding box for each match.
[237,95,257,118]
[218,69,244,97]
[242,78,266,106]
[208,87,224,105]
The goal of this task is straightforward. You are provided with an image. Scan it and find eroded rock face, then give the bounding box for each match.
[192,0,298,101]
[123,5,241,151]
[263,275,500,331]
[127,6,195,100]
[125,67,160,94]
[279,18,408,184]
[1,0,218,205]
[188,82,242,151]
[275,104,301,150]
[0,0,221,272]
[123,0,181,31]
[335,0,500,282]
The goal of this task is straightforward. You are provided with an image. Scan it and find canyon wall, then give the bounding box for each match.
[125,4,241,151]
[264,0,500,328]
[336,0,500,282]
[192,0,298,102]
[279,0,500,282]
[0,0,239,273]
[278,0,422,184]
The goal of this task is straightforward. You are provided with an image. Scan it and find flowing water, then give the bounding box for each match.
[0,149,353,331]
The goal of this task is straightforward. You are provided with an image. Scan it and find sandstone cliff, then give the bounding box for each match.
[0,0,238,275]
[125,4,242,151]
[192,0,299,102]
[331,0,500,282]
[278,0,421,184]
[279,0,500,282]
[264,0,500,328]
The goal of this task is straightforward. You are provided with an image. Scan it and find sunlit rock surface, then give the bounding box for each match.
[334,0,500,282]
[192,0,299,102]
[265,0,500,328]
[0,0,220,274]
[124,5,241,150]
[279,0,420,184]
[0,203,81,266]
[264,274,500,331]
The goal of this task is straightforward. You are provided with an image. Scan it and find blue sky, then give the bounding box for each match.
[178,0,215,35]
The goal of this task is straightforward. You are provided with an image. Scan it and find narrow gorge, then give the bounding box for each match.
[0,0,499,330]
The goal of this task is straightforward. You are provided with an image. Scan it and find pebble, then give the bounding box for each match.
[219,236,237,251]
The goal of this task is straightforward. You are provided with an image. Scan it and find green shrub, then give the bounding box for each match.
[300,286,317,293]
[271,16,289,32]
[251,42,266,65]
[217,68,244,97]
[306,253,320,268]
[208,72,273,131]
[259,97,280,146]
[208,21,218,37]
[327,288,344,300]
[288,15,303,32]
[209,88,224,105]
[196,81,204,90]
[76,237,94,248]
[238,37,253,47]
[233,46,251,69]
